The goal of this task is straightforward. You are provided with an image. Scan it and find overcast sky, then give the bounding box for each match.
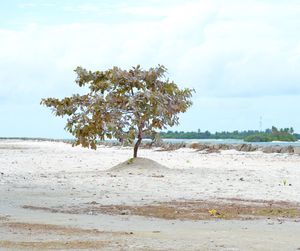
[1,0,300,138]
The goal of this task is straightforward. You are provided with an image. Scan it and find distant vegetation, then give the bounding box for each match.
[244,127,297,142]
[158,126,298,142]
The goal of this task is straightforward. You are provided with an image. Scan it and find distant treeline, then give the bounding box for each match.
[159,126,299,142]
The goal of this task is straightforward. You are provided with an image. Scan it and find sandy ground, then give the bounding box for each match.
[0,140,300,250]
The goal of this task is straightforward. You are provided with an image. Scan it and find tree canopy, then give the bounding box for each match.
[41,65,194,157]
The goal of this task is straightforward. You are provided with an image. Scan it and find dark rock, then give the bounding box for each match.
[238,144,257,152]
[262,146,273,153]
[263,146,282,153]
[280,146,294,154]
[234,144,243,151]
[294,147,300,155]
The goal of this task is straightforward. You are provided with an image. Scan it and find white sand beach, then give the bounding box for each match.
[0,140,300,250]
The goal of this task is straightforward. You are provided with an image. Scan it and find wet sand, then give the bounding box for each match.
[0,140,300,250]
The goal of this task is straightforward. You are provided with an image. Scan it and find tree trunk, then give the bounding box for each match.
[133,132,142,158]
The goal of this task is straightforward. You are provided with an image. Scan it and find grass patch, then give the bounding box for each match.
[256,208,300,218]
[23,199,300,221]
[0,240,109,250]
[126,158,134,165]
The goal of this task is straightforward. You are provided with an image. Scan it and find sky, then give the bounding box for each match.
[0,0,300,138]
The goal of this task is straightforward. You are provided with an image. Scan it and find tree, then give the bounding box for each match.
[41,65,194,158]
[271,126,278,135]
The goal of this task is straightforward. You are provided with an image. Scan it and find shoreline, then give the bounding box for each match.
[1,137,300,154]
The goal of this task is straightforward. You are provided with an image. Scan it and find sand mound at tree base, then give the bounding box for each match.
[109,157,168,172]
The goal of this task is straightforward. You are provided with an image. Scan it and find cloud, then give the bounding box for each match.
[63,3,108,13]
[18,3,37,8]
[1,0,300,136]
[1,1,300,100]
[18,2,56,9]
